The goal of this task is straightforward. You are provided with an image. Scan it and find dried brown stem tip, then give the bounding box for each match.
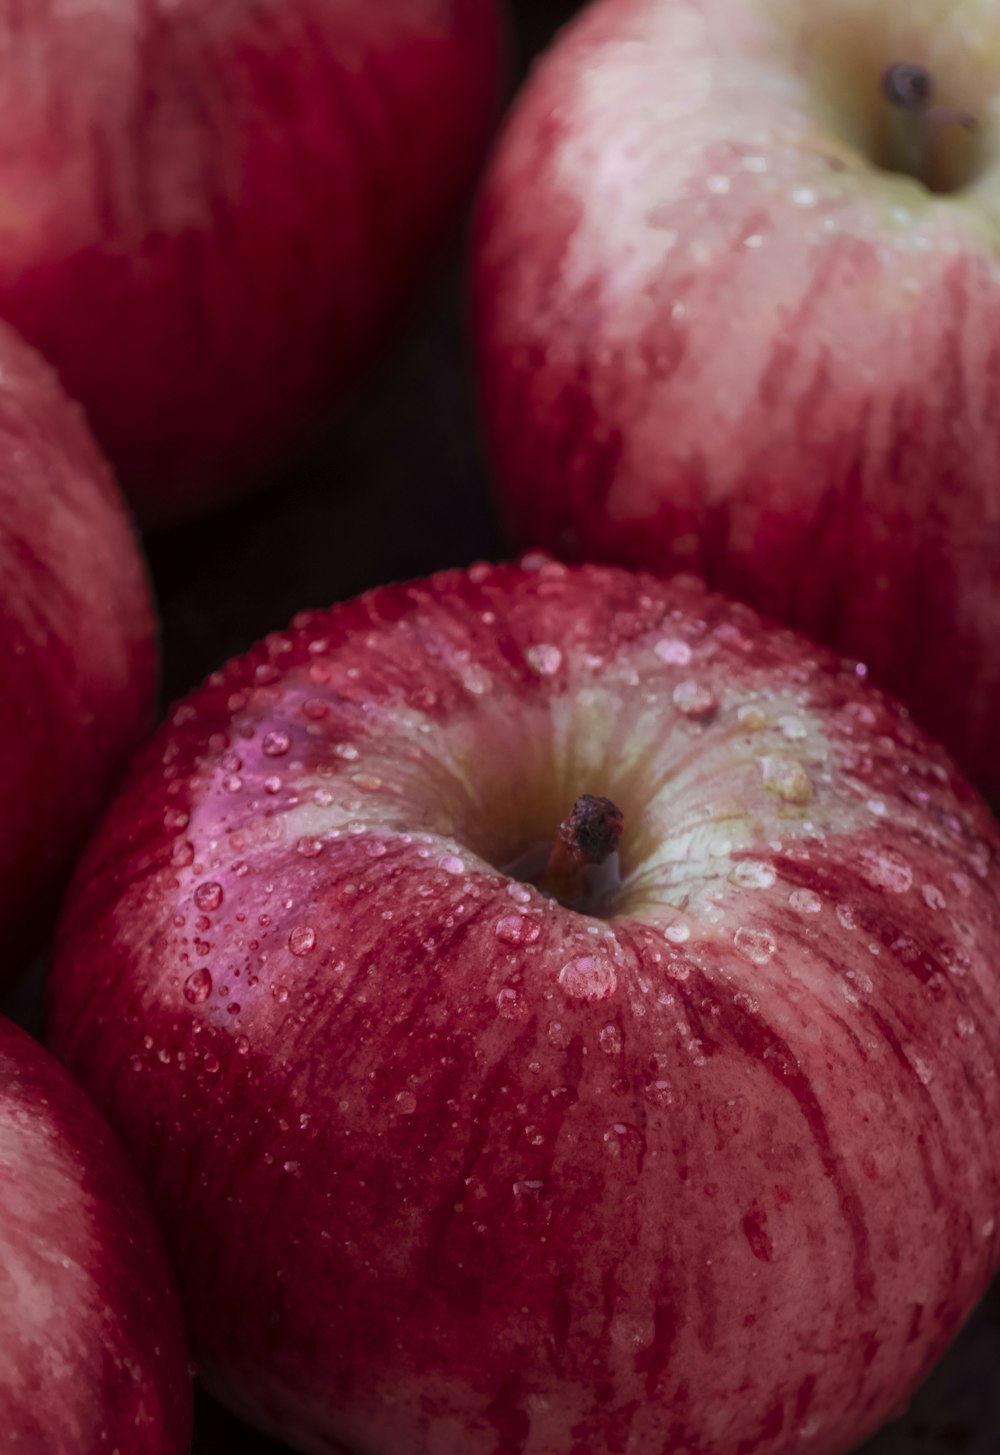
[881,62,977,185]
[882,61,934,111]
[540,794,624,906]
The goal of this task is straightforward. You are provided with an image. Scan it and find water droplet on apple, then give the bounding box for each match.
[354,775,383,793]
[558,956,617,1001]
[912,1055,934,1086]
[760,757,812,804]
[262,731,291,757]
[644,1076,675,1108]
[203,1053,220,1075]
[778,715,807,740]
[654,637,692,666]
[610,1313,655,1351]
[495,915,541,946]
[295,836,324,858]
[183,968,213,1004]
[734,926,776,964]
[835,904,857,930]
[738,704,768,731]
[289,926,317,956]
[729,860,776,890]
[598,1024,623,1056]
[526,643,563,676]
[512,1180,551,1227]
[172,839,195,868]
[222,774,244,793]
[862,850,913,894]
[922,884,946,910]
[439,854,465,875]
[333,742,359,761]
[395,1090,418,1115]
[603,1121,645,1163]
[788,889,822,914]
[193,882,223,913]
[956,1015,977,1038]
[664,920,690,943]
[459,665,492,696]
[672,680,717,721]
[496,986,526,1020]
[164,808,190,832]
[547,1020,571,1049]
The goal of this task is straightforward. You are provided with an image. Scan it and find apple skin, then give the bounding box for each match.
[0,1014,191,1452]
[47,558,1000,1455]
[0,0,505,526]
[0,319,155,979]
[473,0,1000,803]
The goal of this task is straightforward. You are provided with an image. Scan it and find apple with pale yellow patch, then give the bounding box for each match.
[474,0,1000,802]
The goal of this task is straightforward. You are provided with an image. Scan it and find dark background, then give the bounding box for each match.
[42,0,1000,1448]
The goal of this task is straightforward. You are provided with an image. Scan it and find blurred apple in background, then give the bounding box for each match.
[48,559,1000,1455]
[0,1016,190,1453]
[0,0,505,525]
[0,321,155,983]
[474,0,1000,803]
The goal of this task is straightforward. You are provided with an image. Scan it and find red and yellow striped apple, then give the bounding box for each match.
[0,320,155,978]
[0,0,505,523]
[474,0,1000,802]
[48,559,1000,1455]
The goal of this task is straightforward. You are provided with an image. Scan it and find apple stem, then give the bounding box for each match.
[539,794,624,907]
[882,63,977,186]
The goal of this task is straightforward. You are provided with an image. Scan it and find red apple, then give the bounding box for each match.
[47,559,1000,1455]
[0,1015,191,1451]
[473,0,1000,802]
[0,319,155,978]
[0,0,505,525]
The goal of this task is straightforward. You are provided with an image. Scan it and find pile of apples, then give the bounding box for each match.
[3,2,1000,1454]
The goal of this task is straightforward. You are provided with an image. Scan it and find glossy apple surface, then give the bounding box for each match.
[474,0,1000,801]
[0,0,505,524]
[0,320,155,977]
[0,1015,191,1452]
[48,559,1000,1455]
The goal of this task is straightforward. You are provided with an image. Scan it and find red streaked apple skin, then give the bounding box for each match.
[0,1016,191,1453]
[0,0,505,525]
[48,560,1000,1455]
[473,0,1000,802]
[0,320,155,977]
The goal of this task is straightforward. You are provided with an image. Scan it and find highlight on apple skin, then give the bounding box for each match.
[0,0,506,525]
[0,1016,191,1454]
[473,0,1000,803]
[0,319,156,982]
[47,557,1000,1455]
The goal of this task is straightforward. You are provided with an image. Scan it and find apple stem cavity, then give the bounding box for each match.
[882,62,978,190]
[538,794,624,909]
